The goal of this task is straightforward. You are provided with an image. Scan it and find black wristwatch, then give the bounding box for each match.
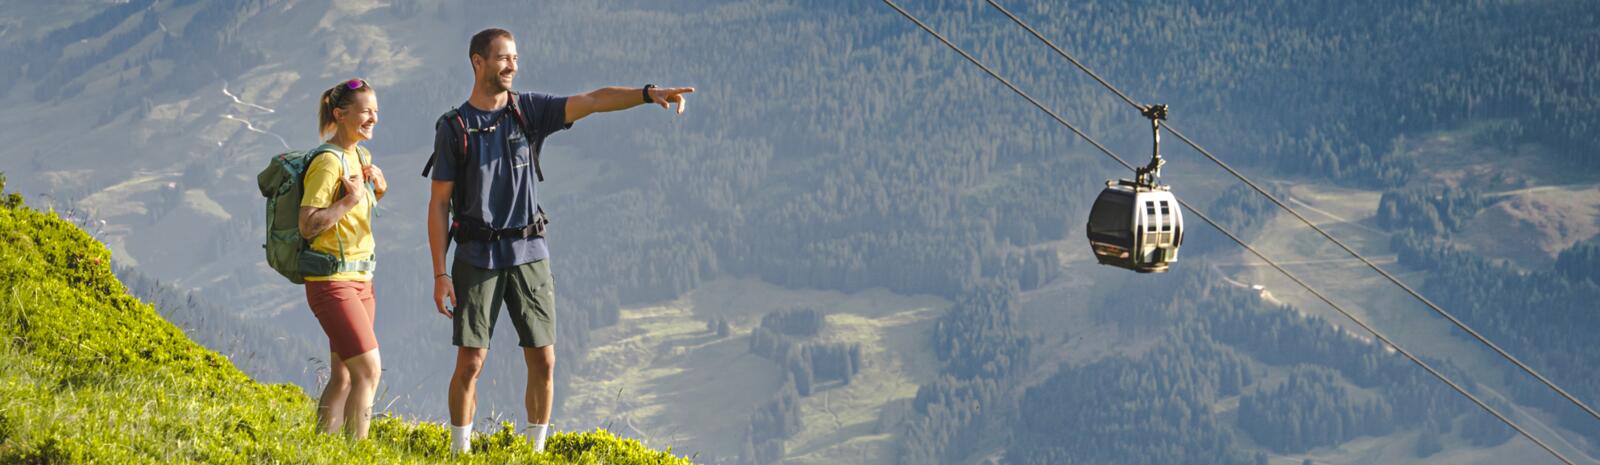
[642,84,655,104]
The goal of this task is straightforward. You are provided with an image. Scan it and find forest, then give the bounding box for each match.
[1,0,1595,463]
[1006,269,1498,464]
[1390,232,1600,437]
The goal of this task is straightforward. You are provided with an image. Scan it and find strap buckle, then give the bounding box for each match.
[450,211,548,243]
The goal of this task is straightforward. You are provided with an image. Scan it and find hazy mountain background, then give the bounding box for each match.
[1,1,1598,464]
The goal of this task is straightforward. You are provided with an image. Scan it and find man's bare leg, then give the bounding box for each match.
[448,347,489,453]
[524,345,555,451]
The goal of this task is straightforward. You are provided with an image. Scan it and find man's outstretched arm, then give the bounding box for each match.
[565,86,695,123]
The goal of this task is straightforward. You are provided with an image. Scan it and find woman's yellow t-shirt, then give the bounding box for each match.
[299,145,375,282]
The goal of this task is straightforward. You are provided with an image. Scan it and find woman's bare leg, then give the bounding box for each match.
[316,351,351,434]
[341,348,383,439]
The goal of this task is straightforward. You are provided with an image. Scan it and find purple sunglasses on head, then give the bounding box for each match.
[345,79,366,90]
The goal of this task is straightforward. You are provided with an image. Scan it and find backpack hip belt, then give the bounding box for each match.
[451,211,548,242]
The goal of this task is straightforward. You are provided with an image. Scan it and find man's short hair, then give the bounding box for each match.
[469,28,515,70]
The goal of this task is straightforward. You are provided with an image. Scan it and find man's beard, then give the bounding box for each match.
[483,73,512,93]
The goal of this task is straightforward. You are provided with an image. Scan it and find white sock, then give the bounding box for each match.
[450,423,472,454]
[526,423,550,452]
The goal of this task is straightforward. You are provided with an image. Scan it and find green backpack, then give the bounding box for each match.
[257,143,376,284]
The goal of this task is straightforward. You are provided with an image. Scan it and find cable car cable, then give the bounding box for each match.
[1174,199,1575,465]
[985,0,1145,112]
[983,0,1600,427]
[879,1,1578,463]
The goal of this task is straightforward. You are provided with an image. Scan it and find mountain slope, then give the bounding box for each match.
[2,1,1597,464]
[0,177,695,464]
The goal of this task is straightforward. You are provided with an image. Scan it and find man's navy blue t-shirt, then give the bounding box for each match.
[431,91,570,270]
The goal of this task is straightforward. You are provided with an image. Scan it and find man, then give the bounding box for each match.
[427,28,693,454]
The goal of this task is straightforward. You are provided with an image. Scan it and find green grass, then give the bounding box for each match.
[0,178,696,464]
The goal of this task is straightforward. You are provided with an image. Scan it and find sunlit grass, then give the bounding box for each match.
[0,187,695,464]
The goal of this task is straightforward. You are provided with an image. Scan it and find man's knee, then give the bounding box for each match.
[525,346,555,376]
[454,349,488,382]
[453,365,483,384]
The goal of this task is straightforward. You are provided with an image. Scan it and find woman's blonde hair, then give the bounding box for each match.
[318,78,374,138]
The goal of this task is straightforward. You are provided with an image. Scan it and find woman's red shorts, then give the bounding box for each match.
[304,280,377,359]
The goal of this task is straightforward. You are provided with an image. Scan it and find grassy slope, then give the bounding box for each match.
[0,183,696,465]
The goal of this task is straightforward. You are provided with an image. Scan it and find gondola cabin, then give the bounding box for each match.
[1086,179,1184,273]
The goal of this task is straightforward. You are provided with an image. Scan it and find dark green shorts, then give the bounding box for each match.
[451,259,556,349]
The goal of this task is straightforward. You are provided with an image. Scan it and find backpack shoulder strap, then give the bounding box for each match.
[306,143,350,188]
[505,91,546,182]
[354,145,377,219]
[307,143,342,170]
[506,91,531,133]
[422,108,468,177]
[303,143,354,260]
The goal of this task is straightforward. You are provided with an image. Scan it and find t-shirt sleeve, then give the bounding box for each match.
[430,115,460,181]
[301,152,343,209]
[521,92,572,138]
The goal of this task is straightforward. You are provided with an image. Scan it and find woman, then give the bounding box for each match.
[298,78,387,439]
